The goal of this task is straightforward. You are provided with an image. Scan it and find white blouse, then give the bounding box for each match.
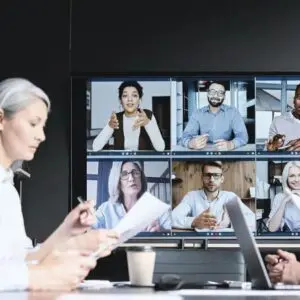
[267,192,300,231]
[92,113,165,151]
[0,165,33,291]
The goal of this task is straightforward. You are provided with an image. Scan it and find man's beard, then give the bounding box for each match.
[208,97,224,107]
[203,185,219,193]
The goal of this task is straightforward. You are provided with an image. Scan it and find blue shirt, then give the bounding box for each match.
[181,104,248,148]
[93,200,172,231]
[172,190,255,230]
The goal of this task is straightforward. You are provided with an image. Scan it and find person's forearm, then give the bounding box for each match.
[231,134,248,149]
[144,118,165,151]
[268,202,287,232]
[173,215,195,229]
[92,125,114,151]
[182,135,193,148]
[26,227,67,262]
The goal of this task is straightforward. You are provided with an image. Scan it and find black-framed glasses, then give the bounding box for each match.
[120,169,141,180]
[203,173,223,180]
[208,89,225,97]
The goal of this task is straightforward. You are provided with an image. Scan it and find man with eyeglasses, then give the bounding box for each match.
[266,84,300,151]
[171,161,255,230]
[181,82,248,151]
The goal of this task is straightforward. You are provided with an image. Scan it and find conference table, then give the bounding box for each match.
[2,286,300,300]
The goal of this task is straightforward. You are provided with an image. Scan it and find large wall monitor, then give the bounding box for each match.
[72,75,300,239]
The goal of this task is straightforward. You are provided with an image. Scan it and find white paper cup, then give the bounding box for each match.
[126,246,156,286]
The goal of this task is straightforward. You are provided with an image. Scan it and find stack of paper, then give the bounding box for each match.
[93,192,170,258]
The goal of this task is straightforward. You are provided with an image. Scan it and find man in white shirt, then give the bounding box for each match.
[172,161,255,231]
[266,84,300,151]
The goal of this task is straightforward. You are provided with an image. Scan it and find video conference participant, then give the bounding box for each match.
[0,78,120,291]
[93,160,171,232]
[92,81,165,151]
[267,161,300,232]
[181,82,248,151]
[266,84,300,151]
[172,161,255,230]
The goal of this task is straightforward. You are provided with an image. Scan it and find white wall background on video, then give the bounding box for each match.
[86,160,170,207]
[86,161,99,201]
[90,81,171,130]
[255,79,300,141]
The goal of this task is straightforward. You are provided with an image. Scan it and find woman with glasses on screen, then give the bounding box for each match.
[267,161,300,232]
[92,81,165,151]
[0,78,119,291]
[93,160,171,231]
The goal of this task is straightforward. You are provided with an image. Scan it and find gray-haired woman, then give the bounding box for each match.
[0,78,119,291]
[94,160,171,231]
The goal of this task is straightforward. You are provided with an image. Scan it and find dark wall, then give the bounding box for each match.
[2,2,70,241]
[3,0,300,267]
[71,0,300,74]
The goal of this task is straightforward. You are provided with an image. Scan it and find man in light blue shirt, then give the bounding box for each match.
[172,161,255,231]
[181,82,248,150]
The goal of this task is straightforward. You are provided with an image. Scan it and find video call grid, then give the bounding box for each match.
[85,75,300,238]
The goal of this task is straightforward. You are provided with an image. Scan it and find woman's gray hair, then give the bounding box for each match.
[108,160,147,203]
[282,161,300,192]
[0,78,51,117]
[0,78,51,172]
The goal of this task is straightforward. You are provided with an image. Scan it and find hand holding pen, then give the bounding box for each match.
[76,197,119,259]
[57,197,98,237]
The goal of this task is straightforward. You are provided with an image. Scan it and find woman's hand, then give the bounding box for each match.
[108,111,119,129]
[145,220,160,232]
[57,200,97,238]
[28,249,97,291]
[58,229,120,258]
[132,109,150,130]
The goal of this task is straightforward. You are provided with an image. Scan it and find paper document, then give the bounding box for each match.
[114,192,170,244]
[93,192,170,258]
[79,280,113,290]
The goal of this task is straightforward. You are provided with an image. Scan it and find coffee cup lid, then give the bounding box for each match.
[126,245,154,252]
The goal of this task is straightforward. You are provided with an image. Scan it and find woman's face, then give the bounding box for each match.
[287,166,300,190]
[120,162,142,197]
[0,98,48,166]
[120,87,140,114]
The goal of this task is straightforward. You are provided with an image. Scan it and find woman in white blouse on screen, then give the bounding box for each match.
[267,161,300,232]
[93,160,171,231]
[0,78,119,291]
[92,81,165,151]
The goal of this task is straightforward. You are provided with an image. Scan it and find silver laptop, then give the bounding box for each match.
[225,196,300,290]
